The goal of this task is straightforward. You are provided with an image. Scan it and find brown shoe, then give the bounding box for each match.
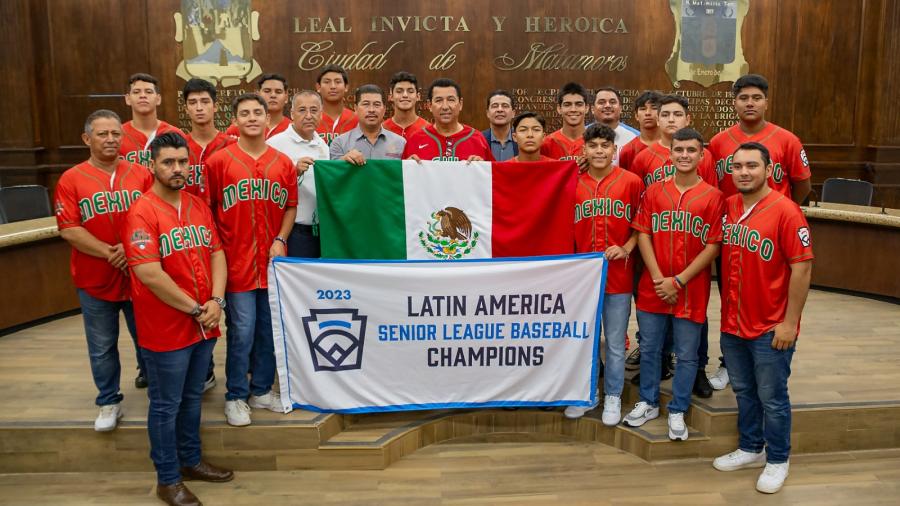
[156,482,201,506]
[180,460,234,483]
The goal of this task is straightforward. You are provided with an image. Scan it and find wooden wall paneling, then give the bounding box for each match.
[0,0,37,159]
[873,0,900,147]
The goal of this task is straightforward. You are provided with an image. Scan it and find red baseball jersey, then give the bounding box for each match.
[54,160,152,301]
[709,122,811,198]
[629,142,718,188]
[317,108,359,145]
[509,155,557,162]
[618,136,651,172]
[540,130,585,161]
[124,191,223,352]
[184,131,236,203]
[120,121,185,168]
[383,116,430,140]
[632,179,725,323]
[575,167,644,294]
[225,116,291,140]
[206,144,298,292]
[402,124,494,161]
[720,191,814,339]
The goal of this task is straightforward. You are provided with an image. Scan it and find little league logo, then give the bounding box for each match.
[797,226,811,247]
[418,207,479,260]
[130,229,152,250]
[302,309,367,372]
[54,200,64,216]
[173,0,263,87]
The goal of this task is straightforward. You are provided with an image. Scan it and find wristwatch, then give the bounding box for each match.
[211,296,226,309]
[189,304,202,317]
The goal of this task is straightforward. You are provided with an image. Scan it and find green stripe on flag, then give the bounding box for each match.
[314,159,406,259]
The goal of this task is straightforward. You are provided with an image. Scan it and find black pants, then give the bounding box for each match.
[287,223,321,258]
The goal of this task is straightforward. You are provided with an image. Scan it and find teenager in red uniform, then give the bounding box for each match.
[182,78,235,204]
[402,78,492,161]
[316,64,358,145]
[566,124,643,424]
[55,109,152,431]
[711,142,813,494]
[624,128,724,441]
[206,94,298,427]
[124,132,233,505]
[383,71,430,139]
[618,90,662,172]
[225,73,292,140]
[540,82,590,161]
[120,73,185,168]
[508,112,555,162]
[630,95,718,188]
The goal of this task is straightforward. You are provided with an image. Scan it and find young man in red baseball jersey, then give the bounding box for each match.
[567,124,643,424]
[225,73,292,140]
[383,71,429,139]
[316,65,358,145]
[206,94,298,426]
[509,112,555,162]
[624,128,724,441]
[55,109,152,431]
[182,78,235,205]
[712,142,813,494]
[124,132,233,505]
[540,82,590,161]
[402,78,492,161]
[121,73,185,168]
[617,90,662,172]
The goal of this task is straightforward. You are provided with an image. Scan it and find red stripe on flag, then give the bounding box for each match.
[491,161,577,257]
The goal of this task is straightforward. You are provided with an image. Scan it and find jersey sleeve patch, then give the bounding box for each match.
[797,226,811,247]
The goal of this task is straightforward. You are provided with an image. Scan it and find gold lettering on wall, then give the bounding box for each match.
[495,43,628,72]
[523,17,628,33]
[296,40,404,71]
[369,16,470,32]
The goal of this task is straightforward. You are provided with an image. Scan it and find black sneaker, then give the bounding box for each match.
[134,374,148,389]
[693,372,713,398]
[625,347,641,371]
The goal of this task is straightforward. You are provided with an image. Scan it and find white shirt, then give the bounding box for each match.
[586,121,640,166]
[267,127,330,225]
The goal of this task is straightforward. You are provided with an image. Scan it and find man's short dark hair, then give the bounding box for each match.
[257,73,287,90]
[634,90,662,110]
[512,111,546,131]
[84,109,121,135]
[149,132,188,161]
[734,141,772,167]
[128,73,159,93]
[659,94,690,112]
[672,127,705,145]
[316,65,349,85]
[232,93,267,114]
[182,78,217,102]
[355,84,385,103]
[556,82,589,105]
[389,71,418,90]
[486,89,515,110]
[733,74,769,97]
[583,124,617,144]
[593,86,623,103]
[427,78,462,101]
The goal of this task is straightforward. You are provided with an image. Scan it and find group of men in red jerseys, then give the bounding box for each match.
[55,66,812,502]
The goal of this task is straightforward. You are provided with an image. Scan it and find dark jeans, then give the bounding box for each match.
[77,289,146,406]
[720,331,794,463]
[636,311,702,414]
[287,223,321,258]
[224,289,275,400]
[143,338,215,485]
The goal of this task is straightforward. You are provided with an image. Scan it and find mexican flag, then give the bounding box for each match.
[314,160,577,260]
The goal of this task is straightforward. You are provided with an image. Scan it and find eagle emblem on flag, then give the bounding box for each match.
[419,207,479,260]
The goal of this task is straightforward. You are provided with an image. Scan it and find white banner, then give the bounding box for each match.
[269,254,607,413]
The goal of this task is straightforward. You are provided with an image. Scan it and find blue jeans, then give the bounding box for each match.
[224,289,275,400]
[600,293,631,397]
[636,310,702,413]
[287,223,321,258]
[77,289,146,406]
[720,331,794,463]
[143,338,215,485]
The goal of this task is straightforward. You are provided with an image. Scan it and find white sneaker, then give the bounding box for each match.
[601,395,622,426]
[756,462,789,494]
[224,399,251,426]
[202,373,216,393]
[668,412,688,441]
[622,401,659,427]
[564,396,599,419]
[94,404,123,432]
[249,390,286,413]
[708,366,730,390]
[713,448,767,472]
